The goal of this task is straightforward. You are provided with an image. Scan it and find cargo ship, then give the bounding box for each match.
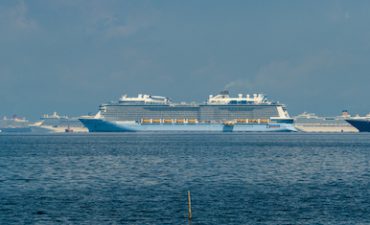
[79,91,297,132]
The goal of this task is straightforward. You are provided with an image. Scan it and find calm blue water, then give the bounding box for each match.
[1,133,370,224]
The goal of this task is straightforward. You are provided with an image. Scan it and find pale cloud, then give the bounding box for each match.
[328,4,351,23]
[104,12,158,38]
[105,21,143,38]
[0,1,38,31]
[1,1,369,118]
[224,80,253,91]
[81,2,159,39]
[192,60,217,77]
[40,0,158,39]
[345,12,350,20]
[224,51,348,96]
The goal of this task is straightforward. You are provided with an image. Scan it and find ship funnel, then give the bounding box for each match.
[342,110,350,117]
[220,90,229,95]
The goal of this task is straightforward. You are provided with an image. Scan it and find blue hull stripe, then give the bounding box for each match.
[346,119,370,132]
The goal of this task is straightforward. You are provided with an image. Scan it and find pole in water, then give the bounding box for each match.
[187,190,192,220]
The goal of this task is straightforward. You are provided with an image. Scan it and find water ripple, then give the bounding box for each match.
[0,133,370,224]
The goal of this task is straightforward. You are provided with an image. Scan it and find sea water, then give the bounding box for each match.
[1,133,370,224]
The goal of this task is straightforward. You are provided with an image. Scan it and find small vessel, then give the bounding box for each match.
[80,91,297,132]
[65,124,74,133]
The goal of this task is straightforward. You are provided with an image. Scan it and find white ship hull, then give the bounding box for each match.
[80,118,297,132]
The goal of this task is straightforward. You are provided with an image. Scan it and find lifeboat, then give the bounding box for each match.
[260,119,270,124]
[249,119,259,124]
[152,119,161,123]
[223,121,235,126]
[176,119,185,124]
[236,119,247,123]
[142,119,151,124]
[188,119,198,124]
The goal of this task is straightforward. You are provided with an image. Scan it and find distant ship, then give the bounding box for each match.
[31,112,88,133]
[345,114,370,132]
[0,115,32,133]
[79,91,297,132]
[294,111,358,132]
[0,113,88,133]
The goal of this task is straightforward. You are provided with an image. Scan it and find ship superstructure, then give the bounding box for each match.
[80,91,296,132]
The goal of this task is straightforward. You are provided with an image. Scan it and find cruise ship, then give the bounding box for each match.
[32,112,88,133]
[345,113,370,132]
[0,115,32,133]
[80,91,296,132]
[294,111,358,132]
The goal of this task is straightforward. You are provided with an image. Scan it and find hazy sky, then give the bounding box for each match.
[1,0,370,119]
